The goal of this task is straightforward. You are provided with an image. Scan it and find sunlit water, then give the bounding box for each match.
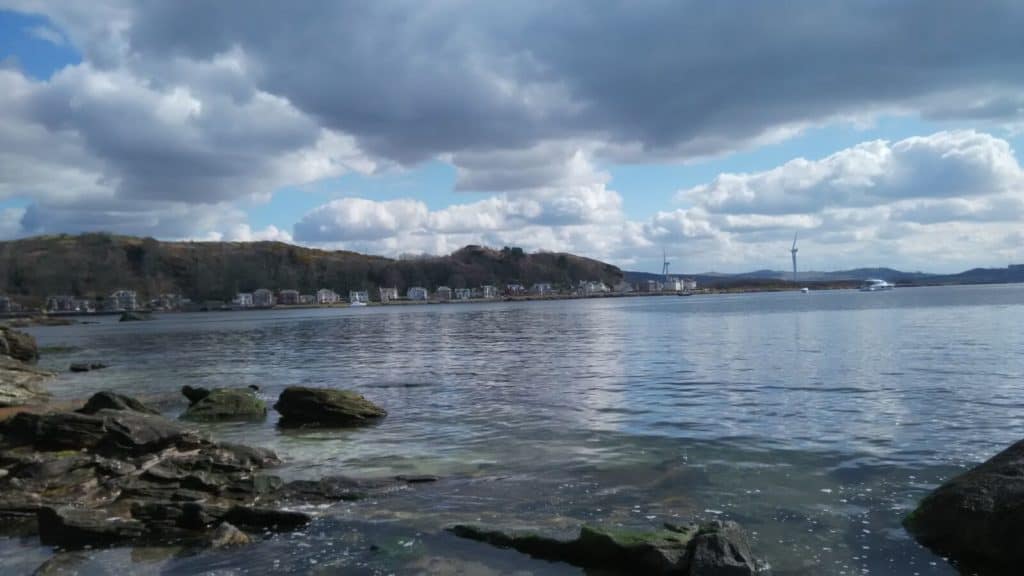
[5,284,1024,575]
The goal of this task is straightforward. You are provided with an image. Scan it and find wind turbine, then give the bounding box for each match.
[662,249,670,281]
[790,233,799,284]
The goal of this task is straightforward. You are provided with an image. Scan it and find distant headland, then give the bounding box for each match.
[0,233,1020,314]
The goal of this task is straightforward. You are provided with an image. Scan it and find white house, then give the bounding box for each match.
[481,285,498,299]
[454,288,472,300]
[530,283,553,295]
[109,290,137,311]
[233,293,254,308]
[379,287,399,303]
[277,289,300,305]
[683,279,698,291]
[436,286,452,300]
[349,290,369,304]
[407,286,429,301]
[253,288,275,307]
[506,283,526,295]
[316,289,339,304]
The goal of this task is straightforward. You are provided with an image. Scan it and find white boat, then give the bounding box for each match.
[350,301,367,307]
[859,279,894,292]
[800,287,810,293]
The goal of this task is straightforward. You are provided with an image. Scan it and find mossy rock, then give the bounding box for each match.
[181,388,266,421]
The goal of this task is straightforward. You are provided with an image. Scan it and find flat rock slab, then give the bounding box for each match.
[38,506,146,548]
[0,357,52,407]
[449,521,767,575]
[274,386,386,427]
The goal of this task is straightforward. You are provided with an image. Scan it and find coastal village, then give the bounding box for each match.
[0,277,700,316]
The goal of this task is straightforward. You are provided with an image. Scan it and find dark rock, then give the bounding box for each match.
[2,412,109,451]
[78,391,160,416]
[274,386,386,427]
[394,474,439,484]
[449,521,768,575]
[180,387,267,421]
[37,506,145,548]
[686,521,763,576]
[209,521,250,548]
[0,326,40,364]
[96,409,194,456]
[69,363,108,373]
[119,311,152,322]
[904,438,1024,573]
[223,506,311,531]
[181,385,211,405]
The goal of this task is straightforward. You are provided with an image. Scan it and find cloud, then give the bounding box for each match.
[26,24,65,46]
[678,131,1023,215]
[114,1,1024,163]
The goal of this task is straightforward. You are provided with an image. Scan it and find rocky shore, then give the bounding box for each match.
[0,325,777,574]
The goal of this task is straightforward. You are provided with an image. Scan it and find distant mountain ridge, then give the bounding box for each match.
[624,264,1024,287]
[0,234,623,305]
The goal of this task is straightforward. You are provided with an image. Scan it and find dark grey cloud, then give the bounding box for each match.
[124,0,1024,163]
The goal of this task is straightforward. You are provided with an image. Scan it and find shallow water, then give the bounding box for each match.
[7,284,1024,574]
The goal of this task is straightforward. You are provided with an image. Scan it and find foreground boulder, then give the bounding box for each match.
[0,326,40,364]
[119,311,152,322]
[180,387,267,421]
[904,439,1024,573]
[274,386,386,427]
[449,520,768,575]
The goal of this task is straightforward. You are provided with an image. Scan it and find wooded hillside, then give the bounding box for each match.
[0,234,623,304]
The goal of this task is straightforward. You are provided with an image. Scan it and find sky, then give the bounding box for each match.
[1,2,1023,274]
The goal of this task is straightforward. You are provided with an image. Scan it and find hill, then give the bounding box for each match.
[0,234,623,305]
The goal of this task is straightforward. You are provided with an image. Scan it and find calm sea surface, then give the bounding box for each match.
[4,284,1024,575]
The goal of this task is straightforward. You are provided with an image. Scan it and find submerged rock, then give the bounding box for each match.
[180,387,266,421]
[78,390,160,415]
[0,326,40,364]
[38,506,146,548]
[69,362,108,373]
[119,311,153,322]
[449,521,767,575]
[274,386,386,427]
[904,438,1024,573]
[208,521,250,548]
